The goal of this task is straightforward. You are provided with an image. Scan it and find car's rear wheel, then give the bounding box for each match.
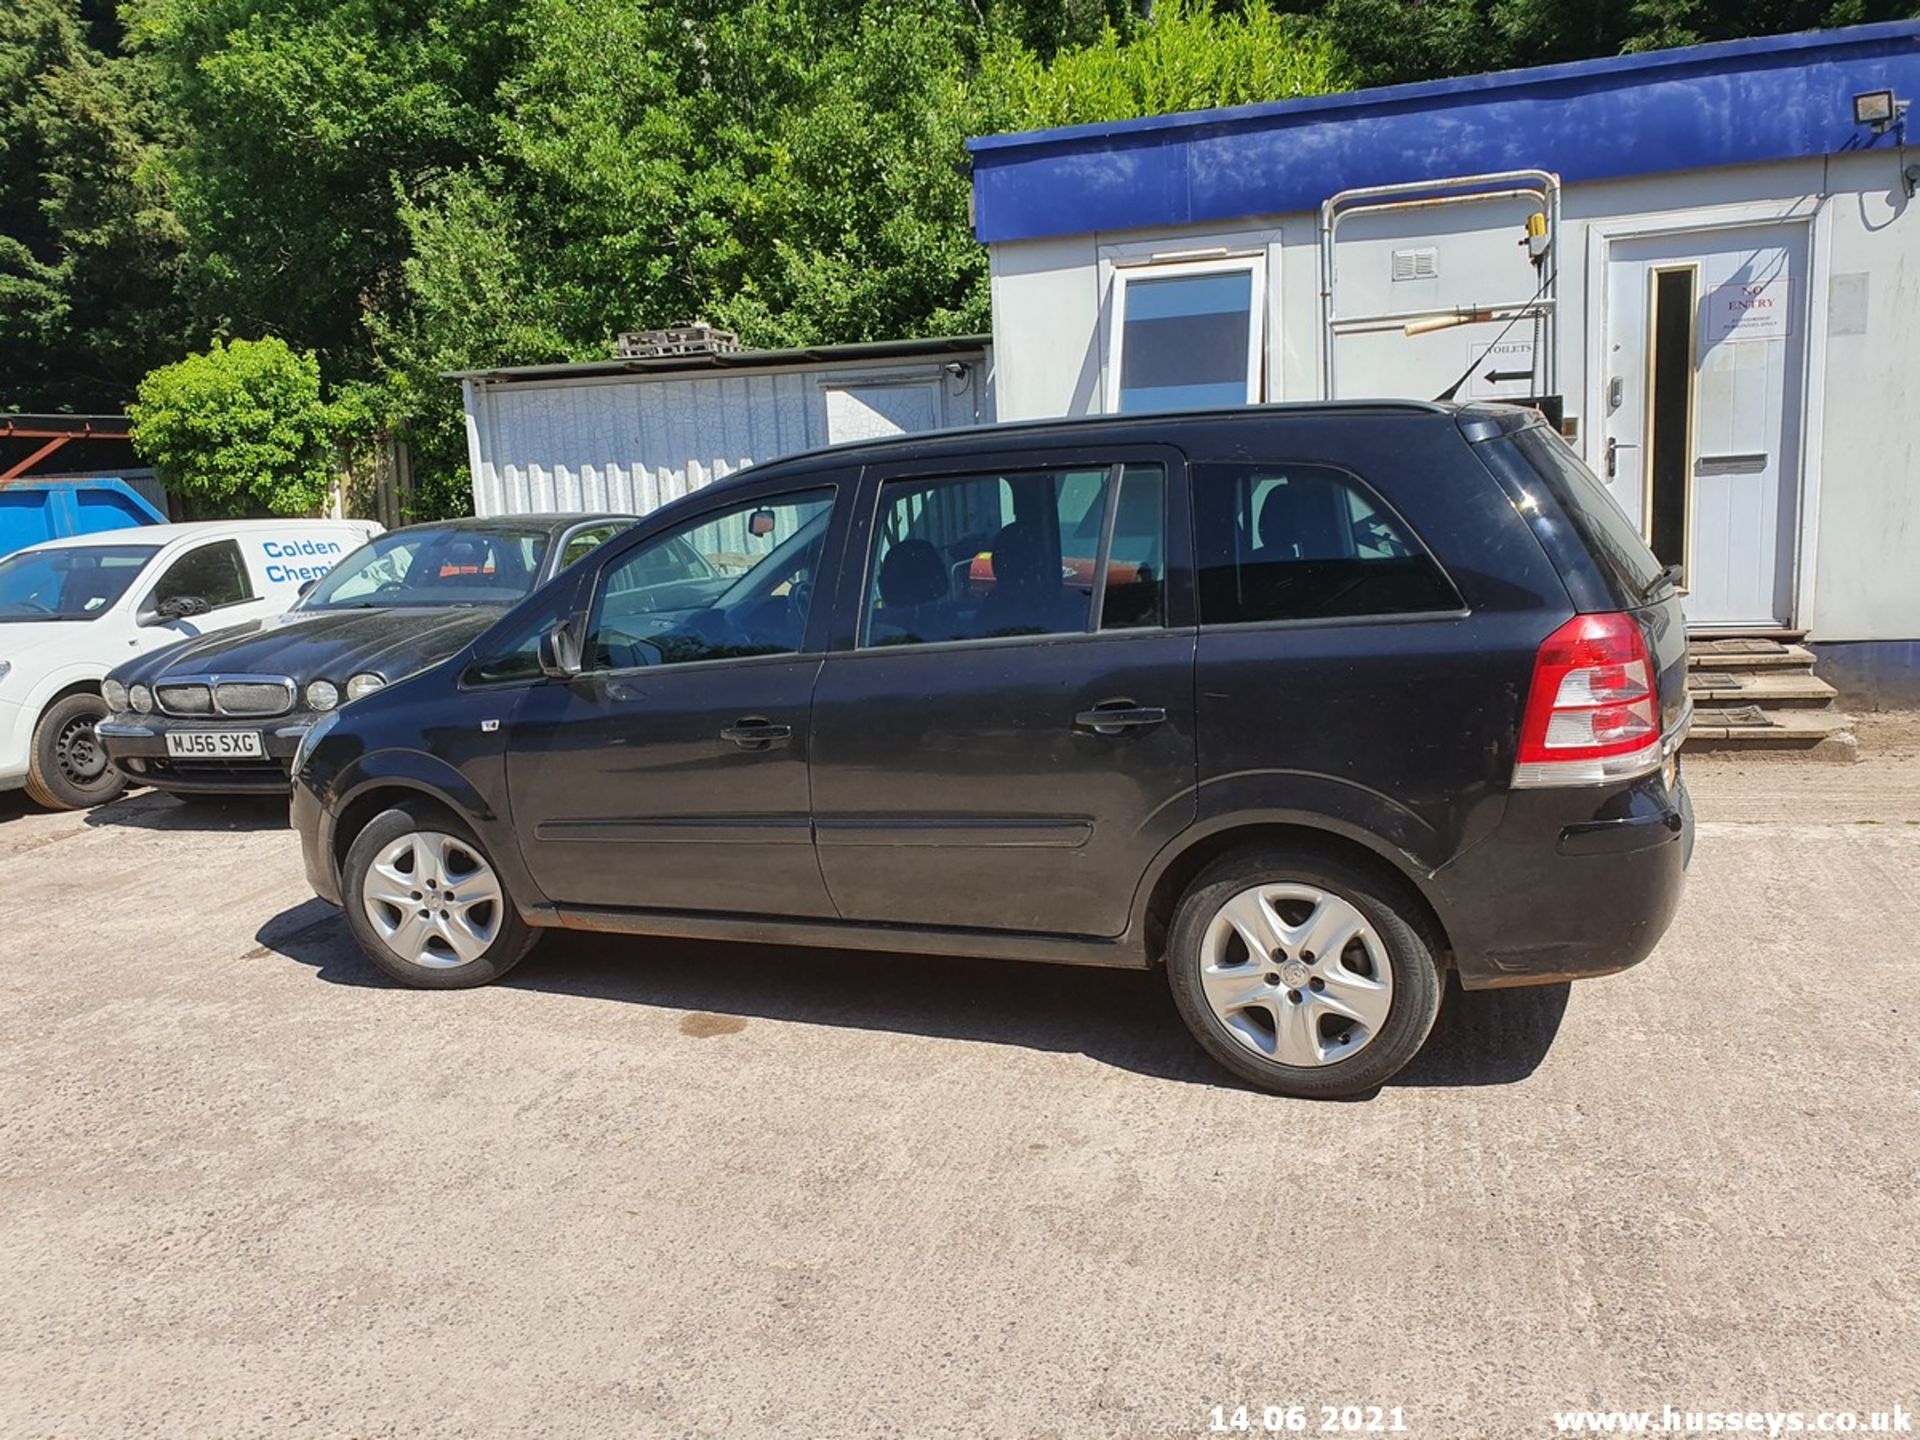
[342,804,541,988]
[24,692,127,811]
[1166,849,1443,1099]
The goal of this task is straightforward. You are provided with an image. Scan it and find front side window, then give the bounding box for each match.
[587,489,835,670]
[1113,260,1263,414]
[152,540,251,613]
[1193,463,1458,625]
[863,463,1166,647]
[300,526,553,611]
[0,544,157,622]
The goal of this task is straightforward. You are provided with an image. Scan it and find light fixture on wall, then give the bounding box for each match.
[1852,88,1908,134]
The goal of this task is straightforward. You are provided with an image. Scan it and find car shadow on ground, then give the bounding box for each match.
[256,899,1571,1095]
[82,790,289,833]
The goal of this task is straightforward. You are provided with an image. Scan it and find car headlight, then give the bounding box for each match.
[291,707,342,779]
[129,684,154,714]
[102,679,130,712]
[0,660,12,688]
[345,672,386,704]
[306,679,340,711]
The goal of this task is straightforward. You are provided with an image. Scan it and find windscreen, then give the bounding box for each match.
[298,526,552,611]
[0,544,159,622]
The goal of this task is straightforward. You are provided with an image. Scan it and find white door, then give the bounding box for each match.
[1600,223,1808,628]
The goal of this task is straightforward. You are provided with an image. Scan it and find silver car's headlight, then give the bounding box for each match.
[305,679,340,711]
[345,672,386,704]
[102,679,130,712]
[291,708,342,779]
[129,684,154,714]
[0,660,12,688]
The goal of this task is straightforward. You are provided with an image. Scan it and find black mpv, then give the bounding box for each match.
[290,404,1694,1099]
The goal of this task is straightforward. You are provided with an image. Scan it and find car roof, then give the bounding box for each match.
[18,517,381,553]
[385,512,637,537]
[634,400,1500,516]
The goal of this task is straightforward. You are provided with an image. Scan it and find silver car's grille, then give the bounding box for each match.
[156,683,214,715]
[214,681,295,717]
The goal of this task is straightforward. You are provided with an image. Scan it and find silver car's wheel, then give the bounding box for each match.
[1197,882,1395,1068]
[360,830,506,969]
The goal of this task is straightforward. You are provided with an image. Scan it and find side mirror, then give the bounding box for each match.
[297,579,317,598]
[747,507,778,539]
[146,595,210,625]
[537,619,584,679]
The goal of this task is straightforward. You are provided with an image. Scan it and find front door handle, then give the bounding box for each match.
[720,717,793,751]
[1074,702,1168,736]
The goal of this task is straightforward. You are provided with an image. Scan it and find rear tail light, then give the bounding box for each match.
[1513,612,1672,787]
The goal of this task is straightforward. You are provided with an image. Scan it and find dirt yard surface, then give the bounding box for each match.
[2,754,1916,1439]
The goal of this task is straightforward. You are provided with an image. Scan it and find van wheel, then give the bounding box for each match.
[1166,849,1442,1099]
[25,693,127,811]
[341,805,541,989]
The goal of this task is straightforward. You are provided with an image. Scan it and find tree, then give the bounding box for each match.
[128,336,350,515]
[125,0,523,370]
[0,0,188,413]
[1295,0,1920,88]
[372,0,1342,515]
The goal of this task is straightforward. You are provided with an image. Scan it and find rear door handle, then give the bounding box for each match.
[720,718,793,751]
[1074,703,1167,736]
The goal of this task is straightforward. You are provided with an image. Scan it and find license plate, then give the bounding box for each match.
[164,730,264,759]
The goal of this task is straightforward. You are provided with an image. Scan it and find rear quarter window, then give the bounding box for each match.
[1191,462,1460,625]
[1508,426,1665,601]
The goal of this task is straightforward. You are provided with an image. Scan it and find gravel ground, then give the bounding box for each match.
[1,753,1916,1440]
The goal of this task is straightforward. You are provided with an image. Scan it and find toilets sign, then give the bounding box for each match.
[1707,277,1793,343]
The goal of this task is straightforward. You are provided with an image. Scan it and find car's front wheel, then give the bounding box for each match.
[25,692,128,811]
[342,804,541,988]
[1166,849,1443,1099]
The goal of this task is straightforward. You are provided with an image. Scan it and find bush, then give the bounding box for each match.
[129,337,350,516]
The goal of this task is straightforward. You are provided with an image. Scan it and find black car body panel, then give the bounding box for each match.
[103,514,633,793]
[291,404,1692,992]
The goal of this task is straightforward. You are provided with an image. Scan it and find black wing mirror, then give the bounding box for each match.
[147,595,210,625]
[537,618,584,679]
[296,578,318,598]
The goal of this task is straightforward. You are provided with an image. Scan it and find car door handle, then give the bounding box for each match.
[720,718,793,751]
[1074,703,1167,736]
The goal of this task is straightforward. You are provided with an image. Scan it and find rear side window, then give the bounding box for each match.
[1509,426,1665,599]
[1192,463,1458,625]
[862,463,1166,647]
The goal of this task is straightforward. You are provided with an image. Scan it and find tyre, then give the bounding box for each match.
[341,803,541,988]
[1165,848,1443,1099]
[24,692,127,811]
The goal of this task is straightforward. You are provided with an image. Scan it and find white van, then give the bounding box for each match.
[0,517,381,810]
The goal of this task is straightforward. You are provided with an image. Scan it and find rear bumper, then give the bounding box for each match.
[99,716,310,794]
[1434,766,1693,990]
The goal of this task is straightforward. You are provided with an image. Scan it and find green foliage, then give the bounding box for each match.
[976,1,1343,129]
[0,0,188,412]
[1303,0,1920,88]
[123,0,521,368]
[128,336,347,515]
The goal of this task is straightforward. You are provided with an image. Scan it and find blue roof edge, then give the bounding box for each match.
[968,21,1920,244]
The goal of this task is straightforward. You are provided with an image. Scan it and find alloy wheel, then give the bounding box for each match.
[361,830,506,969]
[1197,882,1394,1067]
